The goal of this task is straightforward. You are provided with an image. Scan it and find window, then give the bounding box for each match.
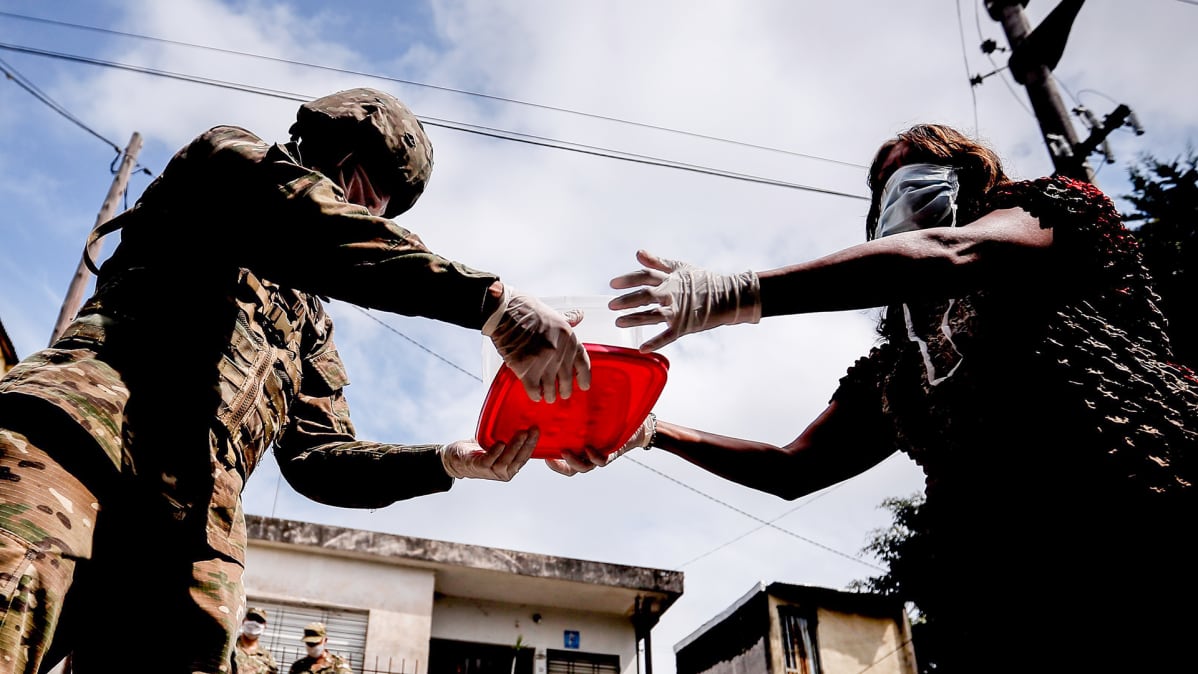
[245,599,370,673]
[545,649,619,674]
[777,605,820,674]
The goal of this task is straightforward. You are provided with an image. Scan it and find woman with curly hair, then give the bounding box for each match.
[572,124,1198,670]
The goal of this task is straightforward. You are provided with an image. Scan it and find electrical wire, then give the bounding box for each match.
[0,41,869,201]
[350,306,482,383]
[0,10,868,171]
[0,54,120,153]
[626,455,884,572]
[972,0,1035,118]
[674,481,845,569]
[0,37,886,579]
[955,0,980,135]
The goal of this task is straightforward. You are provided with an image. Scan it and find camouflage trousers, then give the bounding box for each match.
[0,428,245,674]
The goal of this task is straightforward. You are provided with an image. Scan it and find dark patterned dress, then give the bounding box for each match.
[834,176,1198,669]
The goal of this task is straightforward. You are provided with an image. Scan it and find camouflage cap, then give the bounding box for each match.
[289,87,433,219]
[302,621,327,644]
[245,607,267,623]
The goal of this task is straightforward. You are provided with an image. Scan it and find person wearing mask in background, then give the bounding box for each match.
[233,607,278,674]
[558,124,1198,671]
[0,87,590,674]
[288,623,351,674]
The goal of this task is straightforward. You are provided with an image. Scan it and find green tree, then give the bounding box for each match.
[1123,149,1198,368]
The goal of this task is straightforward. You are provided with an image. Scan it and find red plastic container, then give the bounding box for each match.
[476,343,669,459]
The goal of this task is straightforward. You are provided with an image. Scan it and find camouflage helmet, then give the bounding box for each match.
[289,87,433,218]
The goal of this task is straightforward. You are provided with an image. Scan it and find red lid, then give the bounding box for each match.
[476,343,669,460]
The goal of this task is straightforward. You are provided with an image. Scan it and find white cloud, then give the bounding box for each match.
[1,1,1195,672]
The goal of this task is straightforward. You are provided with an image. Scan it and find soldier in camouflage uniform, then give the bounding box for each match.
[232,607,278,674]
[288,623,351,674]
[0,87,591,674]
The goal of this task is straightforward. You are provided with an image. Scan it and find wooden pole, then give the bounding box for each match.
[49,131,142,346]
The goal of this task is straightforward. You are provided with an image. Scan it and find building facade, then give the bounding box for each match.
[242,515,684,674]
[674,582,917,674]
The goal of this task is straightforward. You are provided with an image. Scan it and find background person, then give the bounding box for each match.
[233,607,279,674]
[563,124,1198,671]
[0,87,586,674]
[288,623,351,674]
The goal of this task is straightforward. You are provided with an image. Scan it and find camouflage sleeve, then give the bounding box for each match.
[273,309,453,508]
[145,127,501,330]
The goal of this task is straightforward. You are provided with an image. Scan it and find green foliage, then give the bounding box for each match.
[1123,148,1198,367]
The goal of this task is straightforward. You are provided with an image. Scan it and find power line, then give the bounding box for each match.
[0,10,868,171]
[955,0,980,135]
[674,481,845,569]
[972,0,1035,118]
[0,54,120,153]
[0,38,886,574]
[0,41,869,200]
[626,455,884,572]
[350,306,482,383]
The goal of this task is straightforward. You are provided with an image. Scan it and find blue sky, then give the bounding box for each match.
[2,1,1196,672]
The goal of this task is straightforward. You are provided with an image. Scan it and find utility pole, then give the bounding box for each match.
[49,131,142,345]
[985,0,1094,182]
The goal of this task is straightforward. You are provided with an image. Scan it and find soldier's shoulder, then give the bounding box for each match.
[181,125,271,163]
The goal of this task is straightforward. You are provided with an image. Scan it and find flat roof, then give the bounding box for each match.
[247,514,683,621]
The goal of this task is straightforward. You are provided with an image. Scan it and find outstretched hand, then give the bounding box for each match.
[545,414,655,476]
[609,250,761,352]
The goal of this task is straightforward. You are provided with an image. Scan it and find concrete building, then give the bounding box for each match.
[674,582,917,674]
[242,515,684,674]
[0,317,16,374]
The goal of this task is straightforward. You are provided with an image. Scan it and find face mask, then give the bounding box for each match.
[872,163,965,385]
[871,163,959,240]
[306,644,325,658]
[241,621,264,637]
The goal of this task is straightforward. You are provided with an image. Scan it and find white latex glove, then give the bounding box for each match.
[546,413,656,476]
[441,429,539,481]
[484,286,592,403]
[608,250,761,352]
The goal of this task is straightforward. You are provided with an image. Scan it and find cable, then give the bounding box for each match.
[674,481,844,568]
[854,636,915,674]
[0,54,120,152]
[625,455,884,572]
[0,10,868,171]
[0,39,885,575]
[972,1,1035,118]
[350,305,482,383]
[0,41,869,201]
[955,0,979,135]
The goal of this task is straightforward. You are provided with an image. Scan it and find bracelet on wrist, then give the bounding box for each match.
[644,413,658,449]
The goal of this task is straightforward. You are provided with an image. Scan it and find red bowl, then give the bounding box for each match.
[476,343,669,459]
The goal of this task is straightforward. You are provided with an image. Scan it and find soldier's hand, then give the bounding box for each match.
[440,429,539,481]
[483,286,591,404]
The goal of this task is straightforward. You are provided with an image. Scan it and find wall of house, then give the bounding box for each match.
[432,595,639,674]
[245,544,437,671]
[675,592,770,674]
[812,608,914,674]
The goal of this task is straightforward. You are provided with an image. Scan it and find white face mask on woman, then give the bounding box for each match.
[871,163,960,240]
[871,162,966,385]
[241,621,264,637]
[306,643,326,658]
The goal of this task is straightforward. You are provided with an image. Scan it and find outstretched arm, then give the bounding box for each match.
[651,399,897,501]
[611,206,1053,350]
[551,392,899,502]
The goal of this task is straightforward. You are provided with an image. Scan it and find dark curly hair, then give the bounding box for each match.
[865,124,1008,239]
